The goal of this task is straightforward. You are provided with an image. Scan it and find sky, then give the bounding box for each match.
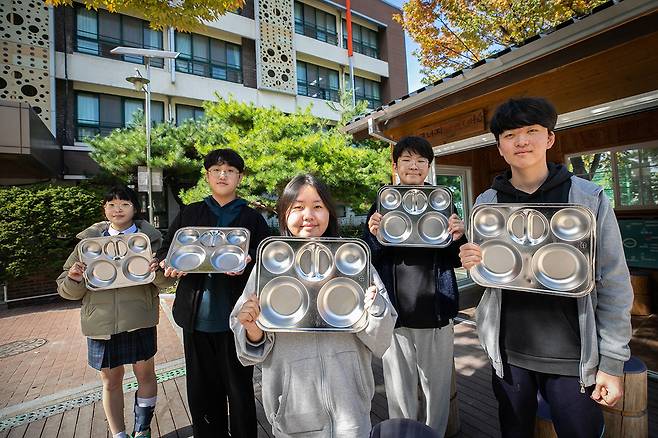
[383,0,425,93]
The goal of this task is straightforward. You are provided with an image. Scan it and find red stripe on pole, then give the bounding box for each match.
[346,0,353,56]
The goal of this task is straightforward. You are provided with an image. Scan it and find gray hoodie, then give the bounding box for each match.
[475,176,633,387]
[230,268,397,438]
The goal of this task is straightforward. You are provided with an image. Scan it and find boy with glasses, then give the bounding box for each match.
[459,97,633,437]
[363,136,467,436]
[157,149,270,438]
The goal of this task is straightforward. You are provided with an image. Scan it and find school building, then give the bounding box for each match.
[0,0,408,228]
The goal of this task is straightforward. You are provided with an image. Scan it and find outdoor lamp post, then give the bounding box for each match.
[110,47,179,224]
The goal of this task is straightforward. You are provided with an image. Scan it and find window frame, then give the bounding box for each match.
[342,20,379,59]
[174,31,243,84]
[74,91,164,141]
[564,140,658,210]
[74,5,164,68]
[294,1,338,46]
[350,75,381,109]
[296,61,340,103]
[175,104,205,125]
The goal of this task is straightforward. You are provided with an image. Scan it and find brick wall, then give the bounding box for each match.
[55,79,75,146]
[242,38,257,89]
[5,273,59,302]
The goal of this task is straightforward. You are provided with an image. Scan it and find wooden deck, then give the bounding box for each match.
[0,321,655,437]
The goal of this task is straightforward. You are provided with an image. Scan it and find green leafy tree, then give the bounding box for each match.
[45,0,244,31]
[0,185,104,281]
[88,113,202,206]
[181,97,391,213]
[396,0,607,83]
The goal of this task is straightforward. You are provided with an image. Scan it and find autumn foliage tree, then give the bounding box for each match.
[396,0,607,83]
[44,0,244,31]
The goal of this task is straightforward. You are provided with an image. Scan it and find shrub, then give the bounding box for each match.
[0,185,103,282]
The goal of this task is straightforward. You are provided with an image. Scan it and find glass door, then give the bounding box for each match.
[435,165,472,284]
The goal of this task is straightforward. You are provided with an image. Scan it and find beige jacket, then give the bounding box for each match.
[56,220,175,339]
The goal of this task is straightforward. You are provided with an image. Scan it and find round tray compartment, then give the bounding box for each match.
[259,276,309,328]
[127,235,149,254]
[317,277,365,328]
[176,228,200,245]
[402,189,428,215]
[379,211,413,244]
[210,245,246,272]
[550,208,592,242]
[227,229,249,245]
[335,243,367,276]
[474,240,523,284]
[168,245,206,271]
[417,212,450,245]
[473,207,506,238]
[86,260,118,288]
[379,188,402,210]
[80,241,103,259]
[261,241,295,274]
[429,188,451,211]
[122,256,153,281]
[531,243,589,292]
[295,242,334,282]
[507,209,550,245]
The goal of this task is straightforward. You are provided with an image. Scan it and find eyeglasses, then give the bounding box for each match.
[105,202,133,211]
[208,168,240,177]
[398,157,430,167]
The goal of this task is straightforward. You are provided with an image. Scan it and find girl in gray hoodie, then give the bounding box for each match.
[230,174,397,437]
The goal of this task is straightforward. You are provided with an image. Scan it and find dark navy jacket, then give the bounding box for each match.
[363,202,466,329]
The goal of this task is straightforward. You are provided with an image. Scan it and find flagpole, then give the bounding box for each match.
[346,0,355,106]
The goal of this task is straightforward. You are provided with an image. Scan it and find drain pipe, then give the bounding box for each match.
[368,117,398,183]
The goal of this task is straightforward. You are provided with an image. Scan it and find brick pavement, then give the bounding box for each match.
[0,296,184,411]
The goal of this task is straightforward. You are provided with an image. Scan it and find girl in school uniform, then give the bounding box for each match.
[230,174,397,438]
[56,186,174,438]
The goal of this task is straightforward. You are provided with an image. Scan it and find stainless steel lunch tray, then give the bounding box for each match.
[468,204,596,297]
[165,227,250,273]
[377,185,454,247]
[78,233,156,291]
[255,236,371,333]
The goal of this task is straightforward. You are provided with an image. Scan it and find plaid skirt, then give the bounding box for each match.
[87,326,157,370]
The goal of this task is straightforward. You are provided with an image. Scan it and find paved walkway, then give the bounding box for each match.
[0,297,655,437]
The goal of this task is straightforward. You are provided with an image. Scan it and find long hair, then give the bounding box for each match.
[276,174,339,237]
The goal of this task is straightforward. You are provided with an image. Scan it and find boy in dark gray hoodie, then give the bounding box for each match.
[460,97,633,437]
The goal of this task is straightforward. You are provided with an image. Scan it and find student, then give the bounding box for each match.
[157,149,270,438]
[231,174,397,438]
[459,97,633,437]
[57,185,171,438]
[362,136,466,436]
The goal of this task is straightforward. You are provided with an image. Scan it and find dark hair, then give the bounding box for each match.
[203,148,245,172]
[393,136,434,164]
[490,97,558,142]
[102,185,141,217]
[276,174,339,237]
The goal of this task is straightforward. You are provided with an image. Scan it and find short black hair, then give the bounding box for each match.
[102,185,141,215]
[393,136,434,164]
[203,148,245,172]
[490,97,558,142]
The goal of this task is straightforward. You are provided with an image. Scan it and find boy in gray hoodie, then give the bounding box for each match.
[459,97,633,437]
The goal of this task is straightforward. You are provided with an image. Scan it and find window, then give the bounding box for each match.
[75,92,164,141]
[567,142,658,209]
[176,104,205,125]
[294,1,338,45]
[175,32,242,83]
[342,21,379,59]
[297,61,339,102]
[348,76,381,109]
[75,6,163,67]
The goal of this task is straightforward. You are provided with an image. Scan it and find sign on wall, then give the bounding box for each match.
[418,109,485,146]
[618,219,658,269]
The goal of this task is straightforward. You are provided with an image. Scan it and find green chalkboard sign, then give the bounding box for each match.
[618,219,658,269]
